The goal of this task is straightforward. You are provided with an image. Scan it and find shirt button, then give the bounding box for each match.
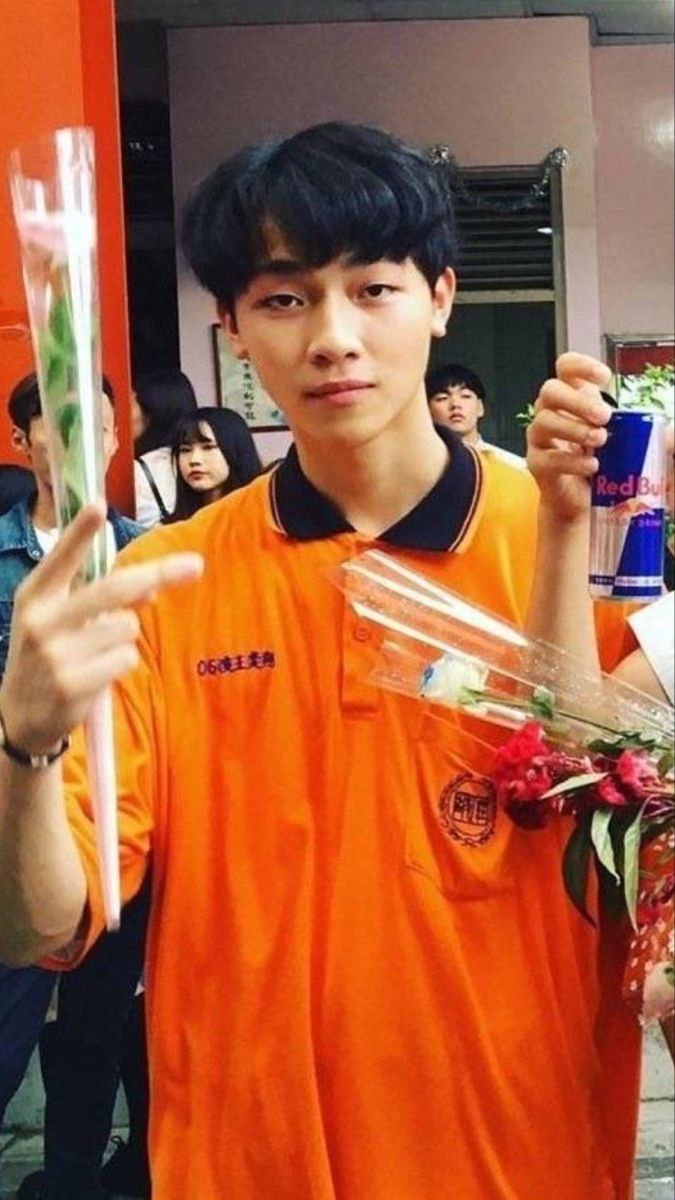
[353,624,371,643]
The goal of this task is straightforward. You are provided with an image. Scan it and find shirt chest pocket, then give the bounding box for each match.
[0,600,14,681]
[405,707,517,901]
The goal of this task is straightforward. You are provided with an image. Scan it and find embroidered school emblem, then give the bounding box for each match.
[439,773,497,846]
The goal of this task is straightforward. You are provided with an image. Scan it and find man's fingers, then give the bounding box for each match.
[528,446,599,478]
[18,502,107,599]
[528,408,608,450]
[555,352,612,391]
[43,552,205,630]
[535,378,613,426]
[50,610,141,652]
[61,645,142,698]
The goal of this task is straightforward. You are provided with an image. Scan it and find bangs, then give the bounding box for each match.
[182,122,458,308]
[174,417,212,448]
[245,137,449,276]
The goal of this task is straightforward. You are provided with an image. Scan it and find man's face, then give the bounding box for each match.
[221,235,454,452]
[428,383,484,440]
[22,414,52,491]
[100,393,119,473]
[15,393,118,486]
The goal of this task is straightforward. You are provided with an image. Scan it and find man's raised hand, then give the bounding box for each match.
[0,503,203,758]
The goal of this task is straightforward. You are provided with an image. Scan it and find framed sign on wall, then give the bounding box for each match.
[211,324,288,431]
[604,334,674,378]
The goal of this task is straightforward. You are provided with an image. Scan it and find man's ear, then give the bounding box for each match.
[217,303,248,362]
[11,426,29,457]
[431,267,456,340]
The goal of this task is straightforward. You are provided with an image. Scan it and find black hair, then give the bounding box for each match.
[425,363,486,403]
[8,372,115,437]
[134,369,198,457]
[168,407,262,521]
[182,122,458,311]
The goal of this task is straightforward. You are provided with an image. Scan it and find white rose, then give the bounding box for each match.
[420,655,489,709]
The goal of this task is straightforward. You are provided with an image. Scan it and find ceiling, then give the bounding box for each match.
[115,0,675,44]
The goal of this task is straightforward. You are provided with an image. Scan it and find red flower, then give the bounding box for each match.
[597,776,631,808]
[615,751,661,798]
[494,722,548,778]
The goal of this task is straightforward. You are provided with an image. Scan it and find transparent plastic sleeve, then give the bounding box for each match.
[10,127,120,930]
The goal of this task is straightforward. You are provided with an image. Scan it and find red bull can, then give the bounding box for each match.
[589,410,668,601]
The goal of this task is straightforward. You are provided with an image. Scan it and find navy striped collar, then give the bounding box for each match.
[269,425,483,552]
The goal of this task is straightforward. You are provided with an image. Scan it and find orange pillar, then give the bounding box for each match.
[0,0,133,513]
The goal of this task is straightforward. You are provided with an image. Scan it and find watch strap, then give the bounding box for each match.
[0,709,70,770]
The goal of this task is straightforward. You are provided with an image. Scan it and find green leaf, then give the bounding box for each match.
[541,771,608,800]
[531,686,555,721]
[45,352,68,403]
[562,815,596,927]
[49,295,76,354]
[587,731,659,757]
[55,402,81,449]
[622,806,644,932]
[591,809,621,883]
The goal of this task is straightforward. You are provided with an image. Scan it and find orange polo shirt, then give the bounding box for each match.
[55,432,640,1200]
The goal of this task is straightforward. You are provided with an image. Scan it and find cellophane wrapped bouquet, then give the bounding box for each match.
[9,128,120,929]
[335,549,674,1025]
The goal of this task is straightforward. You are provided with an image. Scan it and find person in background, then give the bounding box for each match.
[0,122,631,1200]
[133,369,198,527]
[168,406,262,523]
[0,373,151,1200]
[0,463,35,516]
[426,361,526,468]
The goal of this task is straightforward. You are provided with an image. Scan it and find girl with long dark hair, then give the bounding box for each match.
[168,407,262,522]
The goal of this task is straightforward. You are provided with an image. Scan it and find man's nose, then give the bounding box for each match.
[307,297,361,365]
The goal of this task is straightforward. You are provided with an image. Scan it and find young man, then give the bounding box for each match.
[0,374,150,1200]
[0,124,632,1200]
[426,360,526,467]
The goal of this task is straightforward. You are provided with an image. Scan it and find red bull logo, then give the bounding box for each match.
[595,473,664,500]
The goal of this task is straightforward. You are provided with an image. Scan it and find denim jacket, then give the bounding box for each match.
[0,496,143,681]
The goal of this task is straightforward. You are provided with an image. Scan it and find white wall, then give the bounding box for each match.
[592,44,675,340]
[168,16,601,408]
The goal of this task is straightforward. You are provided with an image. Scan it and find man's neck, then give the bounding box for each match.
[30,485,57,533]
[463,429,480,448]
[295,404,450,538]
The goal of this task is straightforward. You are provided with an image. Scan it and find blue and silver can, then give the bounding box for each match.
[589,409,667,601]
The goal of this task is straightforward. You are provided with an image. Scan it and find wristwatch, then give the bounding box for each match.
[0,709,70,770]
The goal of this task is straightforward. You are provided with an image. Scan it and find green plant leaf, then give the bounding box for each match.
[45,352,68,403]
[49,295,76,354]
[562,815,596,927]
[591,809,621,883]
[541,772,608,800]
[515,402,536,428]
[531,686,555,721]
[55,402,82,449]
[622,806,645,932]
[587,731,663,757]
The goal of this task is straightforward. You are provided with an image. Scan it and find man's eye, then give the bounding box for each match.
[363,284,397,299]
[261,293,303,310]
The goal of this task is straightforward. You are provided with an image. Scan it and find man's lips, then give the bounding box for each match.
[304,380,374,400]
